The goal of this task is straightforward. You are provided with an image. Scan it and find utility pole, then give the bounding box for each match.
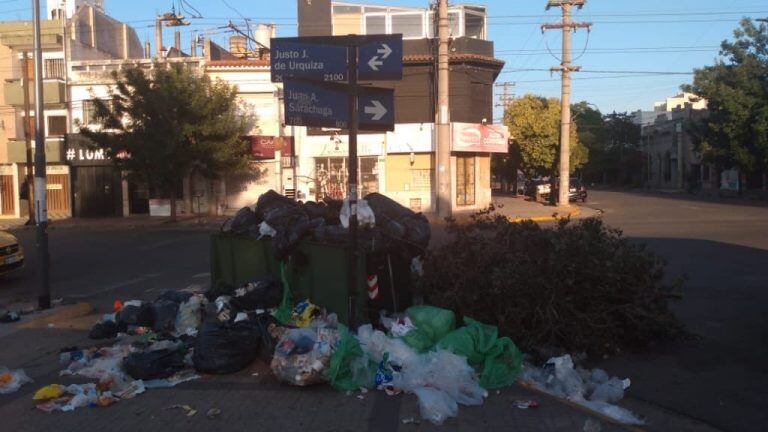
[542,0,591,208]
[495,82,515,109]
[436,0,451,219]
[32,0,51,310]
[21,52,35,225]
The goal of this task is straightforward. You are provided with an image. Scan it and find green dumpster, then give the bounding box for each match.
[210,233,371,325]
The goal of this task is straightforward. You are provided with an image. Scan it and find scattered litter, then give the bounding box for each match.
[0,311,20,323]
[166,404,197,417]
[47,323,55,328]
[401,417,420,425]
[356,394,365,400]
[521,354,643,425]
[206,408,221,419]
[513,399,540,409]
[33,384,65,401]
[0,367,32,394]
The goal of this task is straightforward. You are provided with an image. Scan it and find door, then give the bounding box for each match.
[128,181,149,214]
[74,167,118,217]
[0,175,15,216]
[46,173,71,216]
[456,154,476,206]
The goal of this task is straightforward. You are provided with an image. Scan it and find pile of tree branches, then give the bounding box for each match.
[420,209,684,357]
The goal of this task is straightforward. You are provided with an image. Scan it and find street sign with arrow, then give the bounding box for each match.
[358,35,403,80]
[283,79,394,131]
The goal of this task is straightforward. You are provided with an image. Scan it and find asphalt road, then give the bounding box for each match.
[584,190,768,432]
[0,190,765,431]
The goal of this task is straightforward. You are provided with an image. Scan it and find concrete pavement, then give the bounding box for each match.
[2,191,764,430]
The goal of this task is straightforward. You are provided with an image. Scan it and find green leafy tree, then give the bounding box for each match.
[684,18,768,190]
[502,94,587,178]
[80,63,253,220]
[572,101,605,182]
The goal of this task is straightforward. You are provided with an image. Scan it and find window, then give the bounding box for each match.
[44,58,65,79]
[391,13,424,38]
[448,11,461,37]
[456,155,475,206]
[663,152,672,182]
[702,164,710,181]
[365,14,386,34]
[46,115,67,136]
[465,12,485,39]
[360,157,379,196]
[82,100,112,124]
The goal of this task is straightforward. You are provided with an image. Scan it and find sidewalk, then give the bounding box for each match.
[0,214,228,232]
[491,194,601,222]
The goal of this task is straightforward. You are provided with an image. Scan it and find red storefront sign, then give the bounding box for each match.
[451,123,509,153]
[249,136,276,159]
[246,136,294,159]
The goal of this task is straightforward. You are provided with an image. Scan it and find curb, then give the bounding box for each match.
[17,302,94,329]
[509,207,582,223]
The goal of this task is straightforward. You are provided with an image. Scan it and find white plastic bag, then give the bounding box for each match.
[174,294,202,336]
[0,367,32,394]
[340,198,375,229]
[413,387,458,425]
[259,221,277,238]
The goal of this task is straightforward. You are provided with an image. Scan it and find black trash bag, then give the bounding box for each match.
[224,206,261,236]
[118,302,154,327]
[322,198,343,225]
[266,206,311,258]
[302,201,328,220]
[192,320,261,374]
[123,349,186,380]
[151,300,180,333]
[255,190,299,220]
[252,313,280,361]
[155,290,192,304]
[205,281,237,302]
[313,224,347,244]
[89,320,119,340]
[364,193,431,252]
[204,296,238,323]
[230,276,283,311]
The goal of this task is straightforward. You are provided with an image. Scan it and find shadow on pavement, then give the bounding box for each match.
[593,236,768,432]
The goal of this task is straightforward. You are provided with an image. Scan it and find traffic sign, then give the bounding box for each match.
[283,79,395,131]
[271,35,403,83]
[271,40,348,83]
[358,35,403,81]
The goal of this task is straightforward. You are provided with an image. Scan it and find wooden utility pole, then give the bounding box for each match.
[21,52,35,225]
[542,0,591,207]
[436,0,452,219]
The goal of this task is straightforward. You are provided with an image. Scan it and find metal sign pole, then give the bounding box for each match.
[32,0,51,310]
[347,42,359,328]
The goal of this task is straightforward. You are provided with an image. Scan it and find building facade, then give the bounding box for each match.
[0,0,142,219]
[292,0,506,215]
[635,93,715,191]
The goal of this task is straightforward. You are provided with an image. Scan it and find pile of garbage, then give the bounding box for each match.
[221,190,430,260]
[520,354,644,425]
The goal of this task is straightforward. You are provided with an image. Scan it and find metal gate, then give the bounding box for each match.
[46,173,71,216]
[74,166,119,217]
[0,175,14,216]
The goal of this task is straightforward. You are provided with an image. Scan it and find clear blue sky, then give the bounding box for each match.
[2,0,766,117]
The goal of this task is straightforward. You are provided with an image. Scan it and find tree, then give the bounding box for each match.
[502,94,586,179]
[684,18,768,191]
[572,101,604,183]
[80,63,253,220]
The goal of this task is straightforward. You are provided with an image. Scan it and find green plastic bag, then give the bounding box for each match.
[274,262,294,324]
[402,306,456,352]
[327,325,376,391]
[438,317,523,390]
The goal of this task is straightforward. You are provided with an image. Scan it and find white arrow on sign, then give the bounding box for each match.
[377,44,392,59]
[364,100,388,121]
[367,55,384,71]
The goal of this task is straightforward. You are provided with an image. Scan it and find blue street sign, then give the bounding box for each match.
[271,40,347,83]
[283,79,395,131]
[271,35,403,83]
[358,35,403,81]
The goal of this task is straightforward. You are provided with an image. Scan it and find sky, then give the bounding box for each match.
[2,0,766,118]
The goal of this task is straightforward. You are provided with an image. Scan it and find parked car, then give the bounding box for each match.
[551,178,588,202]
[0,231,24,276]
[524,179,551,200]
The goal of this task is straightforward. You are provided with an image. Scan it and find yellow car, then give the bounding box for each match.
[0,231,24,275]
